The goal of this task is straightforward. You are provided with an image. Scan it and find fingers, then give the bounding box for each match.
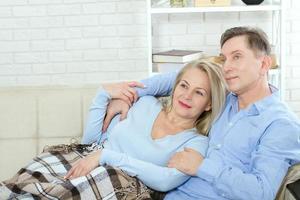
[72,167,84,179]
[120,109,129,121]
[65,163,87,180]
[126,81,143,102]
[121,84,139,104]
[184,147,194,152]
[102,112,115,132]
[126,87,139,102]
[102,99,130,132]
[64,167,74,179]
[128,81,145,89]
[65,165,79,179]
[121,90,134,105]
[167,158,176,168]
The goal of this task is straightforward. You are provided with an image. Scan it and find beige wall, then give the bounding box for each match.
[0,85,99,181]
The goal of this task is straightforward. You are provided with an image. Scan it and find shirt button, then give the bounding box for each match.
[228,122,233,126]
[221,193,226,197]
[216,144,222,149]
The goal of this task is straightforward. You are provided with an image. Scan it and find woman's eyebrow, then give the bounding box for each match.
[182,79,208,94]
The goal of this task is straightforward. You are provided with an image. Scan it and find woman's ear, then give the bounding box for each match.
[204,103,212,112]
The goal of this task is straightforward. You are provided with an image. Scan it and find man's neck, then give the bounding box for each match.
[237,80,272,110]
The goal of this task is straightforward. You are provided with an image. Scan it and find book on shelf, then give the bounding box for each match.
[152,49,204,63]
[153,62,187,73]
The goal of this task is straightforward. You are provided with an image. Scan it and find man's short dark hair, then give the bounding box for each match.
[220,26,271,56]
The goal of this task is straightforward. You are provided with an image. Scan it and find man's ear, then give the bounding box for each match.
[260,55,272,75]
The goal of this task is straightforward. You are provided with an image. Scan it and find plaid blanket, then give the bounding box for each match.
[0,143,154,200]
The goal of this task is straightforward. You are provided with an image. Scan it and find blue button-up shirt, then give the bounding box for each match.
[137,72,300,200]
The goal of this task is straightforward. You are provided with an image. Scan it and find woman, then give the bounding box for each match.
[0,59,226,199]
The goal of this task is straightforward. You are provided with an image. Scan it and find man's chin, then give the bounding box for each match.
[228,86,240,94]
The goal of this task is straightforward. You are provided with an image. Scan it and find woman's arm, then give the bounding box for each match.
[136,72,177,97]
[81,89,112,144]
[101,72,178,132]
[100,136,208,192]
[100,148,189,192]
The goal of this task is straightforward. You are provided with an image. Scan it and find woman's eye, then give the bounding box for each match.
[180,83,188,89]
[196,91,204,96]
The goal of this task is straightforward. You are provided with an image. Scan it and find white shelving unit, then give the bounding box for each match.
[147,0,285,99]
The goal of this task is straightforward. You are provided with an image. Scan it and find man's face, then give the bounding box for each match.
[220,35,265,95]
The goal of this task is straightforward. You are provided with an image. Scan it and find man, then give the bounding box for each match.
[99,27,300,199]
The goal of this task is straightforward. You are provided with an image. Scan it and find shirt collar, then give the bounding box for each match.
[228,84,280,116]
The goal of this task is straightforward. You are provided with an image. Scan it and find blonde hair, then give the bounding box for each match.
[163,59,227,136]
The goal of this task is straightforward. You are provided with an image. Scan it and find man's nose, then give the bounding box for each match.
[222,60,232,73]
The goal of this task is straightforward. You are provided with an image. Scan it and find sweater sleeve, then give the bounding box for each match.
[136,71,177,97]
[100,148,189,192]
[100,135,208,192]
[81,89,112,144]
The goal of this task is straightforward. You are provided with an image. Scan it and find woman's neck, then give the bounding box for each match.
[164,110,195,131]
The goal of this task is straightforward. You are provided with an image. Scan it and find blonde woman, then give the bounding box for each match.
[67,60,227,186]
[1,60,227,199]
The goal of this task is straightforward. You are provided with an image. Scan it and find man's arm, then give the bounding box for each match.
[170,120,300,200]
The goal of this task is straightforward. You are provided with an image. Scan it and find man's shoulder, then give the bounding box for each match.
[265,99,299,122]
[259,99,300,137]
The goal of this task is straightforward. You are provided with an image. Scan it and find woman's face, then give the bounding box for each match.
[172,67,212,121]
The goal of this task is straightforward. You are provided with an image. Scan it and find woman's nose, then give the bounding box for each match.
[184,90,193,99]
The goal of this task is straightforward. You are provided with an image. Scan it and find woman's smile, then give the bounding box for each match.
[178,100,192,109]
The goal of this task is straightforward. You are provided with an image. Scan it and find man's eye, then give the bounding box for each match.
[233,55,240,60]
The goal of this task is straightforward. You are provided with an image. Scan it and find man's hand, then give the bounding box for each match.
[103,81,145,105]
[102,99,130,132]
[64,150,101,179]
[168,148,204,176]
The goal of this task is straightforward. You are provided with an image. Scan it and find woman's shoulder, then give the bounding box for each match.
[134,95,160,107]
[183,131,209,156]
[128,96,161,116]
[187,131,208,142]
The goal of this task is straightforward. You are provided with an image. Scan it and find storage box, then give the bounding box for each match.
[195,0,231,7]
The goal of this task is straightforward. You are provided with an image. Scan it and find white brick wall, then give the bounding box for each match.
[286,0,300,117]
[0,0,148,86]
[0,0,299,116]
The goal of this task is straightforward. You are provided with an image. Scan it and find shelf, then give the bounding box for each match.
[151,68,280,77]
[150,5,281,14]
[148,0,285,99]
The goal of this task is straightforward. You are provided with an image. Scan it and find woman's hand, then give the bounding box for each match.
[102,81,145,105]
[64,150,102,179]
[102,99,130,132]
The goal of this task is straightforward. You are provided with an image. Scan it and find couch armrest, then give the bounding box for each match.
[287,179,300,200]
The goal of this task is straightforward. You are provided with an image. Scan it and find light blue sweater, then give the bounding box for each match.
[82,89,208,192]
